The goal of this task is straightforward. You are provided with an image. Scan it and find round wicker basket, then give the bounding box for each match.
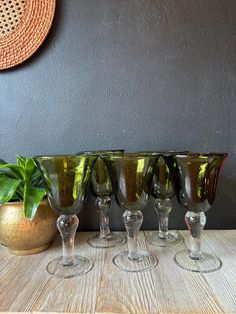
[0,0,56,70]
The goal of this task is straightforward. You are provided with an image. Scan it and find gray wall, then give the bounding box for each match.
[1,0,236,230]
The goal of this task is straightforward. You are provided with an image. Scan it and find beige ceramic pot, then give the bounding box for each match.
[0,199,58,255]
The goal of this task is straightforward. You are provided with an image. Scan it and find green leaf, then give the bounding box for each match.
[16,155,26,168]
[0,156,46,218]
[0,163,24,180]
[23,187,46,219]
[0,175,22,204]
[23,158,38,184]
[16,156,39,183]
[11,192,22,201]
[13,183,24,201]
[0,159,7,165]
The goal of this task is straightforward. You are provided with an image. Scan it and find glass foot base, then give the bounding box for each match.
[87,232,126,248]
[174,250,222,273]
[146,231,183,247]
[46,255,94,278]
[113,250,158,273]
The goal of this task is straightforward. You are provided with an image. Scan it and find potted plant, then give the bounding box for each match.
[0,155,58,255]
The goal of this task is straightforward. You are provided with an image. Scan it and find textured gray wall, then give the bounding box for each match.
[1,0,236,230]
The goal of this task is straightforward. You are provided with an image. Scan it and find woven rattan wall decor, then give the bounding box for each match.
[0,0,56,70]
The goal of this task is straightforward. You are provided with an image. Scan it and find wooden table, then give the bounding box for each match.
[0,230,236,313]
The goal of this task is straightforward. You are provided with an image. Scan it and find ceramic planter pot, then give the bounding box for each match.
[0,199,58,255]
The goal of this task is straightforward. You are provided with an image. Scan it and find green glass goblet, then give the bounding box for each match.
[103,153,158,272]
[85,150,126,248]
[34,154,97,278]
[146,151,184,247]
[174,152,227,273]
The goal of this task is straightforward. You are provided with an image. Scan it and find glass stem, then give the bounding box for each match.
[185,211,206,260]
[123,210,143,260]
[154,198,172,239]
[57,215,79,266]
[95,196,111,239]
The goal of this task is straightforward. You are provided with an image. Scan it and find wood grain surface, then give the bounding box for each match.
[0,230,236,314]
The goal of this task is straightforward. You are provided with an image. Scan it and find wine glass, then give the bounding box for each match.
[85,150,126,248]
[173,152,227,273]
[34,154,97,278]
[103,153,158,272]
[146,151,184,247]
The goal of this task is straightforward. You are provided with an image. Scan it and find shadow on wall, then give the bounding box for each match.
[206,176,236,229]
[78,176,236,231]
